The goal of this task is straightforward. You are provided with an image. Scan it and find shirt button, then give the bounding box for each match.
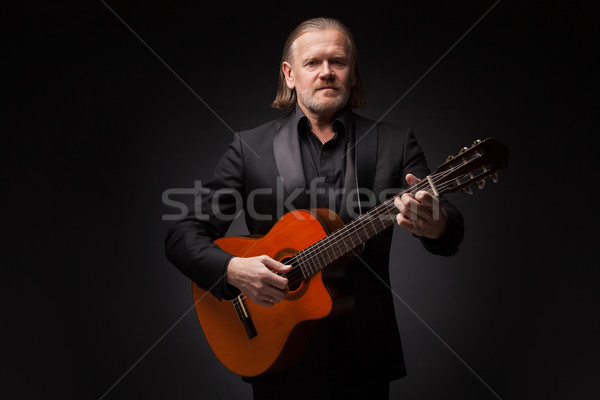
[324,177,329,182]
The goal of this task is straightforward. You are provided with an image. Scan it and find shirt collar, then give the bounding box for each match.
[293,103,352,138]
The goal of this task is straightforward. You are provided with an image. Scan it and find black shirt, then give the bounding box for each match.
[295,106,350,215]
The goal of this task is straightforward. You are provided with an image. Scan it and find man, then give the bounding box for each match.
[165,17,464,399]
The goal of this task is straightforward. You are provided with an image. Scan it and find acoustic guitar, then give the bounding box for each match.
[192,137,508,377]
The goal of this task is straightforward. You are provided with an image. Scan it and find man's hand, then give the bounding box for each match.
[394,173,448,239]
[226,255,291,307]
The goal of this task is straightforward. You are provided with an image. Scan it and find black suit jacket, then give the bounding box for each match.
[165,110,464,383]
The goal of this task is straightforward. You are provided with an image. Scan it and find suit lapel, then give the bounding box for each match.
[339,116,356,223]
[272,116,308,203]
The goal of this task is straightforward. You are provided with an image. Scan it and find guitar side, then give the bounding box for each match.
[192,209,355,377]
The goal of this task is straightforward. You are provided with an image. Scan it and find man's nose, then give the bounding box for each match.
[319,62,334,79]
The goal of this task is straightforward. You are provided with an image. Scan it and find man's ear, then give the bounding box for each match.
[282,61,295,90]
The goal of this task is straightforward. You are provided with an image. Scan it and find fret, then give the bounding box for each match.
[352,224,362,244]
[298,261,309,280]
[317,251,326,270]
[300,253,312,276]
[309,258,318,274]
[324,249,332,265]
[329,242,340,260]
[311,256,321,274]
[334,241,345,258]
[378,213,387,229]
[368,215,378,237]
[361,218,370,239]
[368,215,378,235]
[348,227,357,247]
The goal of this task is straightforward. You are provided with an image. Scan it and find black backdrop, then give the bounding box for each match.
[5,1,598,399]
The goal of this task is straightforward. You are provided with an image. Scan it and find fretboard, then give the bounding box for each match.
[284,136,508,283]
[289,189,412,280]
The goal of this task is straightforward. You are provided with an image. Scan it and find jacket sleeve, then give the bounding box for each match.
[400,128,465,256]
[164,134,244,300]
[417,197,464,256]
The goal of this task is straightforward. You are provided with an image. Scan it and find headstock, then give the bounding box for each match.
[432,138,509,195]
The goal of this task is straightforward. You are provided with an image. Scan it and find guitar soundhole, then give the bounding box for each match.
[275,249,309,301]
[288,279,303,292]
[280,256,304,292]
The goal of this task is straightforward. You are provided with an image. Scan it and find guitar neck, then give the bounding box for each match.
[291,191,407,280]
[289,137,509,280]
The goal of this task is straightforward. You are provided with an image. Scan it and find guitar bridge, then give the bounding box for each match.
[232,295,257,339]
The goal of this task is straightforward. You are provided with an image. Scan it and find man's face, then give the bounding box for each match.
[283,29,356,117]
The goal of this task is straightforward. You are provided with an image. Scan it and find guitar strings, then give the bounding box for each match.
[237,166,464,303]
[284,161,478,286]
[237,161,478,303]
[239,173,463,305]
[282,166,457,279]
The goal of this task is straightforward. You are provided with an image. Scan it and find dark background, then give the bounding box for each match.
[5,1,598,399]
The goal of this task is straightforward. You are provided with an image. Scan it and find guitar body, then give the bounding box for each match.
[192,209,356,377]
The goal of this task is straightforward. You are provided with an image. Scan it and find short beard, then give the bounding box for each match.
[297,86,351,115]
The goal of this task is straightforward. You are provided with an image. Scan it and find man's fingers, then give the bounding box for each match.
[268,276,289,291]
[259,256,290,290]
[395,194,418,221]
[254,279,288,307]
[262,256,292,273]
[263,287,287,302]
[415,190,434,206]
[405,173,420,186]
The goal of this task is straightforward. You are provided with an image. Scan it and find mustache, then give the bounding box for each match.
[314,84,342,90]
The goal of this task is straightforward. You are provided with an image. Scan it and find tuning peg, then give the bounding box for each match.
[459,146,469,154]
[446,154,455,162]
[491,172,499,183]
[471,139,482,147]
[477,179,486,189]
[462,186,474,195]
